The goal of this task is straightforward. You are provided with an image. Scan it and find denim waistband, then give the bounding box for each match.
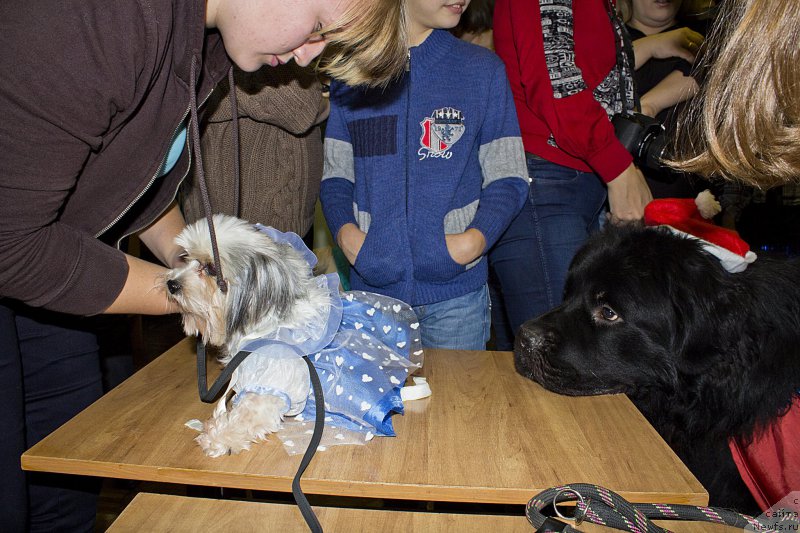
[525,151,546,161]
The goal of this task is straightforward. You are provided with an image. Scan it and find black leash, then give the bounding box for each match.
[526,483,786,532]
[196,339,325,531]
[188,56,324,531]
[292,355,325,532]
[196,338,251,403]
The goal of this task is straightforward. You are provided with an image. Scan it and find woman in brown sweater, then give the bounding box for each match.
[181,63,329,244]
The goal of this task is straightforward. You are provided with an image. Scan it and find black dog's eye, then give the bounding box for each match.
[203,263,217,277]
[602,306,618,320]
[595,304,621,323]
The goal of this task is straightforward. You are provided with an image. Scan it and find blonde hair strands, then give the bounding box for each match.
[319,0,408,88]
[671,0,800,187]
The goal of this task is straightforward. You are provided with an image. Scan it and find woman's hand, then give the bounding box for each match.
[633,28,704,69]
[337,223,367,265]
[445,228,487,265]
[606,164,653,224]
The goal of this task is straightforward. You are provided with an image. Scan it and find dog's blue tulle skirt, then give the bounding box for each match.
[235,226,423,454]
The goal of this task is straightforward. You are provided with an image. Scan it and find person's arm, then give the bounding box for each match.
[319,82,361,264]
[452,61,528,265]
[137,201,187,269]
[0,1,165,316]
[632,27,704,69]
[103,202,187,314]
[103,254,179,314]
[606,164,653,223]
[639,70,699,118]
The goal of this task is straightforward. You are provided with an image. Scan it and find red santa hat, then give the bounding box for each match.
[644,190,757,272]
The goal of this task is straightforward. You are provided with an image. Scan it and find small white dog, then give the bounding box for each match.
[165,215,332,457]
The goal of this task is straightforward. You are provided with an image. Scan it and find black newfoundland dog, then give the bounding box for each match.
[514,225,800,513]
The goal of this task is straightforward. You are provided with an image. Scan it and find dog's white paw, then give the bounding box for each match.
[196,394,285,457]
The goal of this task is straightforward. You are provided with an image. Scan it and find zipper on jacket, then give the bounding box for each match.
[405,51,411,221]
[95,88,216,245]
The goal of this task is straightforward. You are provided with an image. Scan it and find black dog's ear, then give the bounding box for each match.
[668,244,737,374]
[225,248,306,340]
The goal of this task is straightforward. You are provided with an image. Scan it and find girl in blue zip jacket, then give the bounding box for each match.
[320,0,528,350]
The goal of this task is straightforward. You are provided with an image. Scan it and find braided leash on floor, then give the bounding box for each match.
[526,483,779,532]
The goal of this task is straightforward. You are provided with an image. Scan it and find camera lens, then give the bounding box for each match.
[641,130,668,171]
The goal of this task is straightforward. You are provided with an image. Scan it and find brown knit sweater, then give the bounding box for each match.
[180,63,329,237]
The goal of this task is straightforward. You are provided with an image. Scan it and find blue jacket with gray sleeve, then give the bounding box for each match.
[320,29,528,306]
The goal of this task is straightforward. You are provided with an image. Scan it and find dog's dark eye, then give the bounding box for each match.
[600,305,619,322]
[203,263,217,277]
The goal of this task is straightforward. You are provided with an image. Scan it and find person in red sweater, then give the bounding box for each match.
[490,0,702,349]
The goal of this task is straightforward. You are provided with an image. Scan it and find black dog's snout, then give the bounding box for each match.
[515,321,556,353]
[166,279,181,294]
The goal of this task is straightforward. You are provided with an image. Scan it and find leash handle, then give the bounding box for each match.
[527,483,767,532]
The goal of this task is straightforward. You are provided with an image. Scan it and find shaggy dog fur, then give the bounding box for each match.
[164,215,331,456]
[514,225,800,513]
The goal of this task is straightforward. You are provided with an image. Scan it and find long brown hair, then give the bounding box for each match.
[318,0,408,88]
[670,0,800,187]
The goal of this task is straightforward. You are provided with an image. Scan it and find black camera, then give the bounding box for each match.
[612,112,675,182]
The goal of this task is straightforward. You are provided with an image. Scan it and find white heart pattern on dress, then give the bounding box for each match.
[390,375,401,385]
[362,374,373,383]
[366,308,376,316]
[335,356,344,366]
[382,325,392,334]
[392,304,402,312]
[335,385,344,395]
[396,341,406,348]
[354,322,363,330]
[360,401,371,411]
[410,322,419,330]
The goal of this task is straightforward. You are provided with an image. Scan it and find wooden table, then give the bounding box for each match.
[23,338,707,505]
[110,493,735,532]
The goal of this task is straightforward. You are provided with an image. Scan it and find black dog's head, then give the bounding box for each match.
[514,225,800,512]
[514,225,741,398]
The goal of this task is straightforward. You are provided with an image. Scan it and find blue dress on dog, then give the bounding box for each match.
[235,226,423,453]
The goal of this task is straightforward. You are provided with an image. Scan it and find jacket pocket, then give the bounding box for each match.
[413,229,465,283]
[352,224,405,287]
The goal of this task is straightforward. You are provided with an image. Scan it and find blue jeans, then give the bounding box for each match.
[489,155,607,350]
[412,284,490,350]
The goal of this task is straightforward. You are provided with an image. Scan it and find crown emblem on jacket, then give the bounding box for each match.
[419,106,465,160]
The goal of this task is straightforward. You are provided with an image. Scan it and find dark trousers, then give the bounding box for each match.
[0,302,103,532]
[489,155,607,350]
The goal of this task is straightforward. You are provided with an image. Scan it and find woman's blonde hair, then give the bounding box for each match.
[670,0,800,187]
[318,0,407,88]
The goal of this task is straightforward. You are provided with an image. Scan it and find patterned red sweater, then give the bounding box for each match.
[494,0,634,183]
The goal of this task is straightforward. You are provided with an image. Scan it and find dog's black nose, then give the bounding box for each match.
[166,279,181,294]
